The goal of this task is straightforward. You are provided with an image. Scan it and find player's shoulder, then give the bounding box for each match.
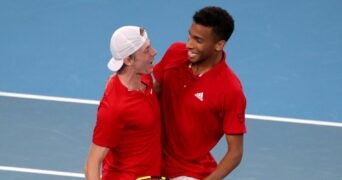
[218,65,244,92]
[104,75,117,94]
[165,42,187,57]
[161,42,188,67]
[103,75,127,99]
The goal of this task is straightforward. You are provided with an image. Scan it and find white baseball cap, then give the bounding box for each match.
[107,26,148,72]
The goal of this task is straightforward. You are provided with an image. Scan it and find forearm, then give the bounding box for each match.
[205,150,243,180]
[204,135,244,180]
[84,161,101,180]
[84,143,109,180]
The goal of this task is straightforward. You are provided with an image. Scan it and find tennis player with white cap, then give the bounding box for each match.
[85,26,164,180]
[107,25,149,72]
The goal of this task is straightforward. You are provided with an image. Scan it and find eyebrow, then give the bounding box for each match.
[141,40,151,52]
[189,34,204,41]
[188,30,205,41]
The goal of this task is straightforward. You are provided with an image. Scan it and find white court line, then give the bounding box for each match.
[0,166,84,178]
[246,114,342,127]
[0,91,99,105]
[0,91,341,177]
[1,91,342,128]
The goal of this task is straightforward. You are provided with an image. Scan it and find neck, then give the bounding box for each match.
[117,70,145,91]
[192,51,223,76]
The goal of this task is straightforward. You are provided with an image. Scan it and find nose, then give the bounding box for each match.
[151,47,157,56]
[186,36,193,49]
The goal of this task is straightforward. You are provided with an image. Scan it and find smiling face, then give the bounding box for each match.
[186,22,224,65]
[129,39,157,75]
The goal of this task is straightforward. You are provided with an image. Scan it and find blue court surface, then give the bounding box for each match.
[1,0,342,179]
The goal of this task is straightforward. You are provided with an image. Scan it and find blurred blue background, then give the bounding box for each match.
[1,0,341,121]
[1,1,342,179]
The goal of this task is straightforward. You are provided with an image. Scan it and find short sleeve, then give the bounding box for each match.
[153,49,167,84]
[222,89,247,134]
[92,80,124,148]
[153,42,187,84]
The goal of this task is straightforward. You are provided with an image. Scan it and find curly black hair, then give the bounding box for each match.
[193,6,234,41]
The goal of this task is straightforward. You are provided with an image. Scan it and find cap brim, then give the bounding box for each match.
[107,57,124,72]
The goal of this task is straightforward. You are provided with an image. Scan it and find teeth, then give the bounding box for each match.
[188,51,197,58]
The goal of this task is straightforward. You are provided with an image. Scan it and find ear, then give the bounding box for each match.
[123,57,133,66]
[215,40,226,51]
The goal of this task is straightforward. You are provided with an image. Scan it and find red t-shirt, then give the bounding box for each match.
[153,42,246,179]
[93,74,161,180]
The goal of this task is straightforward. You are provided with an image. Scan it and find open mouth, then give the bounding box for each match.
[188,51,198,58]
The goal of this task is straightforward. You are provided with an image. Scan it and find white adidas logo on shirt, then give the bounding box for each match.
[194,92,204,101]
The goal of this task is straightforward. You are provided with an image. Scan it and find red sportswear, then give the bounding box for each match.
[153,42,246,179]
[93,74,161,180]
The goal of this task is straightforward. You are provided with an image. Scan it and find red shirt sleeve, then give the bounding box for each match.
[222,88,247,134]
[153,42,188,84]
[92,78,124,148]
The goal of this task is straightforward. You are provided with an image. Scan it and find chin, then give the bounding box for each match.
[188,57,200,64]
[188,55,195,62]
